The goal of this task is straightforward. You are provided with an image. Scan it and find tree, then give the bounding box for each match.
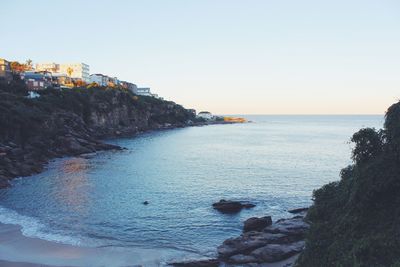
[25,59,33,71]
[351,128,383,164]
[67,67,73,78]
[10,61,25,73]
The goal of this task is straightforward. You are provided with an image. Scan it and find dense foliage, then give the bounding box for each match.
[0,84,195,145]
[297,102,400,267]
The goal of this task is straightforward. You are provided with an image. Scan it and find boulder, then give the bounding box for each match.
[263,217,309,237]
[250,241,305,262]
[212,199,255,213]
[288,207,309,214]
[217,215,310,265]
[218,237,267,258]
[243,216,272,232]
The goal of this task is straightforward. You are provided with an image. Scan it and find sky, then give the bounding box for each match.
[2,0,400,114]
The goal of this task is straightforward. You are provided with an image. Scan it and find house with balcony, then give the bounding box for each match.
[120,81,138,94]
[22,71,52,90]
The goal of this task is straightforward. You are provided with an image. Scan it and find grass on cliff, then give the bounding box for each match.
[297,102,400,267]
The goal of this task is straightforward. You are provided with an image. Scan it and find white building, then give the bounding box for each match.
[59,63,90,82]
[90,74,108,86]
[197,111,213,120]
[35,62,90,83]
[136,87,152,96]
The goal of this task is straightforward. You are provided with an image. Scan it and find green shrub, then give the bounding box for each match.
[297,101,400,267]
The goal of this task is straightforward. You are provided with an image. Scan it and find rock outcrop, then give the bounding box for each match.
[171,212,309,266]
[243,216,272,232]
[217,214,309,264]
[212,199,256,213]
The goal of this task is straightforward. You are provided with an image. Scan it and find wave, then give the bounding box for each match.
[0,205,83,246]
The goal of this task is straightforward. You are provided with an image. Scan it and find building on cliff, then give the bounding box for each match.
[197,111,213,120]
[22,71,52,90]
[120,81,138,94]
[136,87,152,96]
[0,58,12,83]
[90,73,109,86]
[36,62,90,83]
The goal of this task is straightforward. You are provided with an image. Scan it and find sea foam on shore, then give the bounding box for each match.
[0,222,191,267]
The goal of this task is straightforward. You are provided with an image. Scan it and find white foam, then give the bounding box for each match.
[0,205,83,246]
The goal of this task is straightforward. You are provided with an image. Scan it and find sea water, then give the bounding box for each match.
[0,115,383,261]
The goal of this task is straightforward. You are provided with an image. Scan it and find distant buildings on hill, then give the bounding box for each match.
[36,62,90,83]
[0,58,161,98]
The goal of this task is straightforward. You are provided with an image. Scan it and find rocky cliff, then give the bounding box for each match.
[0,84,195,188]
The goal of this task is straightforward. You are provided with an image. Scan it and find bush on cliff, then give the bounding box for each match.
[0,84,195,145]
[297,102,400,267]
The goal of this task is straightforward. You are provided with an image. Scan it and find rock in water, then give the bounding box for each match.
[288,207,309,214]
[243,216,272,232]
[170,258,220,267]
[212,199,255,213]
[143,201,149,205]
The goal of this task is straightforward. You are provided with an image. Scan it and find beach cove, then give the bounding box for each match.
[0,115,382,266]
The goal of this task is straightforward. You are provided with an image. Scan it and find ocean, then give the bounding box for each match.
[0,115,384,262]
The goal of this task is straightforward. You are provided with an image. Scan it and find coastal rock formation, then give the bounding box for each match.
[171,213,309,266]
[212,199,255,213]
[243,216,272,232]
[170,258,219,267]
[217,214,309,264]
[0,85,196,187]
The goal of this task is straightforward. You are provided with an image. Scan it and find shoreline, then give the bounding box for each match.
[0,120,244,189]
[0,223,197,267]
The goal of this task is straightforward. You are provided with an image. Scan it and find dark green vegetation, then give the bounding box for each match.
[0,82,196,187]
[297,102,400,267]
[0,82,195,144]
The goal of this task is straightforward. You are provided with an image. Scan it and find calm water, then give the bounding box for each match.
[0,115,383,259]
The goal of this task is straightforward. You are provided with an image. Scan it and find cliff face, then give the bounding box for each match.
[0,85,195,187]
[297,102,400,267]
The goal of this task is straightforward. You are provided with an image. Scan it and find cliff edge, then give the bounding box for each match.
[0,83,195,187]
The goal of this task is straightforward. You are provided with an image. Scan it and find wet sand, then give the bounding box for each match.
[0,223,192,267]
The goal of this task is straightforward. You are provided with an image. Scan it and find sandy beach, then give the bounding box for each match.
[0,223,193,267]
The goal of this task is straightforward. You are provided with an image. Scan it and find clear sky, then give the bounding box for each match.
[2,0,400,114]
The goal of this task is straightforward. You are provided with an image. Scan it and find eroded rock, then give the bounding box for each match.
[250,241,305,263]
[212,199,255,213]
[243,216,272,232]
[170,258,219,267]
[218,214,309,265]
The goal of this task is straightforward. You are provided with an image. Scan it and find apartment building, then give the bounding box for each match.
[36,62,90,82]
